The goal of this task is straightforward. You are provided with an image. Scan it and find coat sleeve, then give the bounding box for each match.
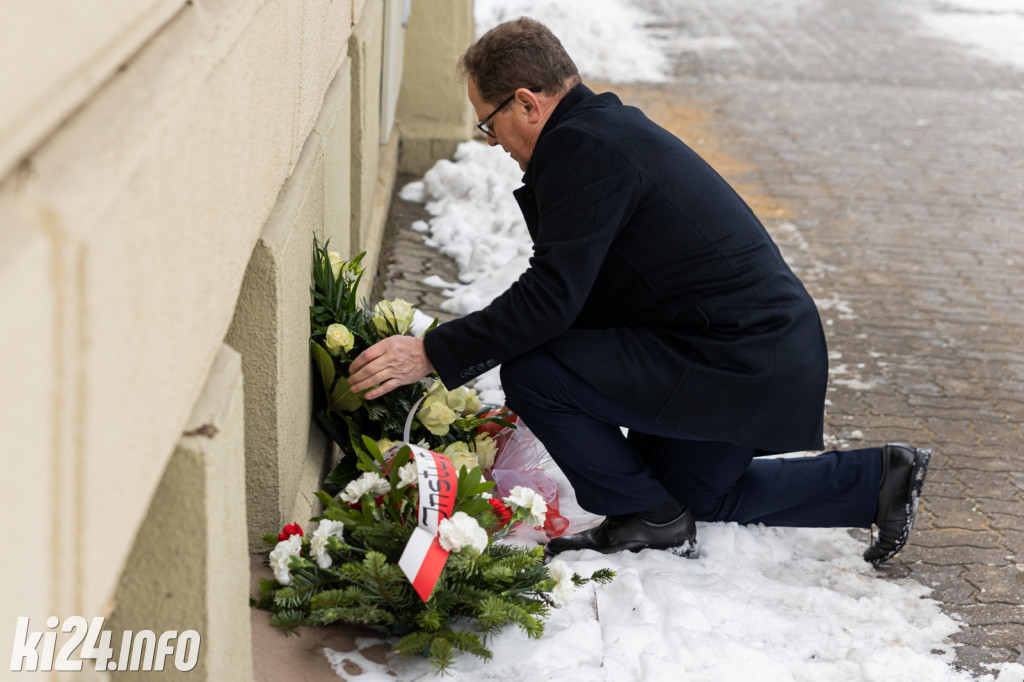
[423,125,640,388]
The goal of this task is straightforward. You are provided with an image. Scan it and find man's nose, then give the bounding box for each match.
[486,134,499,147]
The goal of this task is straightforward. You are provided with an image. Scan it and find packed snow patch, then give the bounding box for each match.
[911,0,1024,70]
[474,0,672,82]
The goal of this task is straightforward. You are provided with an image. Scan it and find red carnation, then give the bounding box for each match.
[278,523,304,541]
[488,498,512,527]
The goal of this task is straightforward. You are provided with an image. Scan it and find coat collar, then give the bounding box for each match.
[522,82,614,185]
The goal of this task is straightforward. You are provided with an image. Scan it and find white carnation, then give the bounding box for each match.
[397,461,419,489]
[339,471,392,503]
[547,559,576,606]
[504,485,548,527]
[310,519,345,569]
[269,534,303,585]
[437,511,488,554]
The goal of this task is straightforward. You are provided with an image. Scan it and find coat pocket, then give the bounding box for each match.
[653,361,766,440]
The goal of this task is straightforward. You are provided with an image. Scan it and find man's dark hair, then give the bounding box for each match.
[459,17,580,104]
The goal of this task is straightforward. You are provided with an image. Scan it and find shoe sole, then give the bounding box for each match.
[543,539,700,561]
[868,447,931,567]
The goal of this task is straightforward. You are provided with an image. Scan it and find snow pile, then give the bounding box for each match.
[399,141,527,318]
[912,0,1024,70]
[474,0,672,82]
[326,463,1021,681]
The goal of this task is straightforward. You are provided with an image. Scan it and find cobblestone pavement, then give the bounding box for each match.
[375,0,1024,674]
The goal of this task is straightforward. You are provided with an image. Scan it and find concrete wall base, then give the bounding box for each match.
[108,345,253,682]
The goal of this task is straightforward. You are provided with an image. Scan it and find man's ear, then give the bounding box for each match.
[516,87,544,123]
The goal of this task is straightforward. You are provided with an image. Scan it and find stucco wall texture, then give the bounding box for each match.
[0,0,473,679]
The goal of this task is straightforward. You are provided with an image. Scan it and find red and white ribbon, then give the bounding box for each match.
[397,443,459,602]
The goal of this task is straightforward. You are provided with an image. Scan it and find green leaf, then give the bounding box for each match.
[486,417,518,430]
[329,374,363,413]
[310,340,336,396]
[456,465,482,500]
[455,497,491,519]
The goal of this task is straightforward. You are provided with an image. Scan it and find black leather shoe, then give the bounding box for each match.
[545,508,698,558]
[864,443,931,566]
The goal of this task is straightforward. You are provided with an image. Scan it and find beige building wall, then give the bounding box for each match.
[0,0,473,679]
[396,0,477,175]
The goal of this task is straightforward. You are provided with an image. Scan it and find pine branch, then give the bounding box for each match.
[268,609,307,634]
[393,631,434,659]
[475,596,546,639]
[273,570,338,609]
[338,552,418,612]
[307,603,394,627]
[446,630,493,661]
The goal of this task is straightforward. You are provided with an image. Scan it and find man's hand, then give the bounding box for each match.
[348,336,434,400]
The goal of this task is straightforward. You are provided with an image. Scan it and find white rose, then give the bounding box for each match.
[425,378,447,400]
[269,535,303,585]
[444,441,479,472]
[504,485,548,527]
[443,441,469,456]
[328,251,344,281]
[324,323,355,356]
[375,438,401,455]
[547,559,575,607]
[339,471,392,503]
[416,395,457,436]
[372,298,415,335]
[472,434,498,471]
[445,386,472,413]
[464,390,482,415]
[445,387,482,415]
[438,511,488,554]
[397,461,418,489]
[310,519,345,569]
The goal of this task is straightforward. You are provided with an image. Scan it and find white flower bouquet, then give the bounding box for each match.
[254,241,613,673]
[256,438,613,673]
[308,240,516,486]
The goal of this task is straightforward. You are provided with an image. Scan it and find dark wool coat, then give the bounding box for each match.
[423,84,828,453]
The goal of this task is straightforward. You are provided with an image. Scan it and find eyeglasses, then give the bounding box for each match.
[476,86,543,138]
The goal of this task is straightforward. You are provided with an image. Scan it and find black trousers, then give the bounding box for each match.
[501,347,881,528]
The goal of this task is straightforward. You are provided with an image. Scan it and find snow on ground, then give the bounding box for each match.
[399,141,525,319]
[911,0,1024,70]
[330,1,1024,679]
[325,461,1024,681]
[474,0,670,82]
